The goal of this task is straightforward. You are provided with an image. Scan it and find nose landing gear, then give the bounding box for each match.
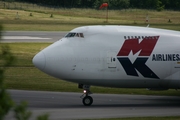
[79,84,93,106]
[82,91,93,106]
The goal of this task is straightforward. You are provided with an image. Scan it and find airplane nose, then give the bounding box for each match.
[32,52,46,70]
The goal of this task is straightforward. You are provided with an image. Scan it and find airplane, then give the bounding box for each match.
[33,25,180,106]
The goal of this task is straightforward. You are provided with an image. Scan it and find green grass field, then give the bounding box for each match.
[0,1,180,31]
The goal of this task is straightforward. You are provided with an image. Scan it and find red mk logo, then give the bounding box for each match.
[117,36,159,79]
[117,36,159,56]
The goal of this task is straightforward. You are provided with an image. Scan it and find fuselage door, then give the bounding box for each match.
[107,51,117,68]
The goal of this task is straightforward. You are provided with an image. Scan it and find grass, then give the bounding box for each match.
[0,43,179,96]
[0,43,49,66]
[0,1,180,31]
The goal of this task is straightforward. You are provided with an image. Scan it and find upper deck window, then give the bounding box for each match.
[65,32,84,38]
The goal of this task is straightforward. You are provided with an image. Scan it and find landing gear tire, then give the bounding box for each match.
[79,84,93,106]
[82,96,93,106]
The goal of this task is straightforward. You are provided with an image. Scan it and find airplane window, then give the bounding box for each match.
[65,33,69,37]
[65,33,84,38]
[142,36,144,39]
[70,33,76,37]
[65,32,76,37]
[128,36,130,39]
[124,36,126,39]
[138,36,140,39]
[76,33,79,37]
[80,33,84,38]
[65,32,84,38]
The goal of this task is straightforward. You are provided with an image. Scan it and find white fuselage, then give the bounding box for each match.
[33,25,180,89]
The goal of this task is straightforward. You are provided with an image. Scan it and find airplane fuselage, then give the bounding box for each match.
[33,25,180,89]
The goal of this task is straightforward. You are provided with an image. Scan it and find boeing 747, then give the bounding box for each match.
[33,25,180,106]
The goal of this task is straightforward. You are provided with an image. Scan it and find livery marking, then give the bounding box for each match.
[117,36,159,79]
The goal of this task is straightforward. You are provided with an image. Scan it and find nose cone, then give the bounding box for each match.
[32,52,46,71]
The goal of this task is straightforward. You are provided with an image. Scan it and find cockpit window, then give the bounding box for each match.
[65,32,76,37]
[65,32,84,38]
[79,33,84,38]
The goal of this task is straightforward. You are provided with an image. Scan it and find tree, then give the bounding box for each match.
[3,0,180,10]
[93,0,104,9]
[156,0,164,11]
[108,0,130,9]
[0,24,49,120]
[0,24,15,120]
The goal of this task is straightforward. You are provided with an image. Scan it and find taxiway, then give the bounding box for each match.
[5,90,180,120]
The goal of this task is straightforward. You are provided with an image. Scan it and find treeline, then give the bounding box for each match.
[1,0,180,11]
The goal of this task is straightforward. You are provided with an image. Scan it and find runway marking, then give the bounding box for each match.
[2,36,51,40]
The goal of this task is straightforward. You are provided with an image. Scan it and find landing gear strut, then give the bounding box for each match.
[79,84,93,106]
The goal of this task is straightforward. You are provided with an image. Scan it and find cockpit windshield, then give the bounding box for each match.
[65,32,84,38]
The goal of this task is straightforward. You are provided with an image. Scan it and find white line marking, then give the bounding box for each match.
[2,36,51,40]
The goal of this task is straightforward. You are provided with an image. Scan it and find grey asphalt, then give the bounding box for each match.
[2,31,180,120]
[5,90,180,120]
[1,31,67,42]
